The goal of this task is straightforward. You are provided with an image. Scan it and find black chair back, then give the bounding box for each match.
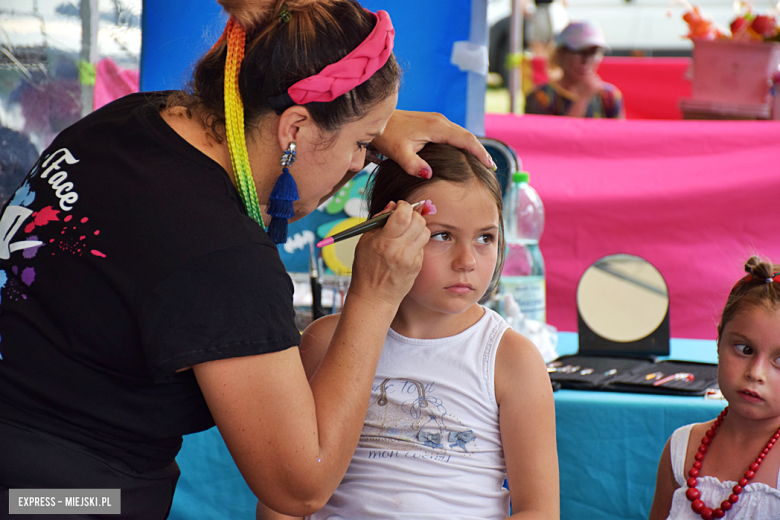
[478,137,521,197]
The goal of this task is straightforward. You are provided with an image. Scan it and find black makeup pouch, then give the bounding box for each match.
[547,354,656,391]
[548,357,718,395]
[604,360,719,396]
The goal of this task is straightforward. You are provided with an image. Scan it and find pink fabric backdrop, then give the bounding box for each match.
[485,113,780,340]
[597,57,691,120]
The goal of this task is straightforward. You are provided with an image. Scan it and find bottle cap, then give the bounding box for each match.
[513,171,530,183]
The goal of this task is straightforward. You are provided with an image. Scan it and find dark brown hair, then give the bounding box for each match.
[366,143,505,302]
[717,256,780,341]
[167,0,400,141]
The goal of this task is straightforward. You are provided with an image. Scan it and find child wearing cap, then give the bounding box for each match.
[525,20,625,118]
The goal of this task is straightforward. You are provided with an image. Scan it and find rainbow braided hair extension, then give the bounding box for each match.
[223,19,265,230]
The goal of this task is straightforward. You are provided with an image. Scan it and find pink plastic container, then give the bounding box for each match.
[690,39,780,106]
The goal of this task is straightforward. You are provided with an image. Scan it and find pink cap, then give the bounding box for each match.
[556,21,610,52]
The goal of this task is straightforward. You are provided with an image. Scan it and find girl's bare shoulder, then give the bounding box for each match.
[494,327,551,405]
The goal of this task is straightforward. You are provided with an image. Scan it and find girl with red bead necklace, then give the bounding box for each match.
[649,256,780,520]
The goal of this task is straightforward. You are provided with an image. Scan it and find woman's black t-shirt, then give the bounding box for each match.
[0,92,300,473]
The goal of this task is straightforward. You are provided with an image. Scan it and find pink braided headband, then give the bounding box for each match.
[267,9,394,114]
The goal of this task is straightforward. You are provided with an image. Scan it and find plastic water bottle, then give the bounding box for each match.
[500,171,546,322]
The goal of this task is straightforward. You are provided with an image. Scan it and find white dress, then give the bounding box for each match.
[667,423,780,520]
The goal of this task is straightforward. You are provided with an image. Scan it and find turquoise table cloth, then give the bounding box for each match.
[553,333,723,520]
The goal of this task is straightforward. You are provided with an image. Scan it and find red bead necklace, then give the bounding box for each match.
[685,406,780,520]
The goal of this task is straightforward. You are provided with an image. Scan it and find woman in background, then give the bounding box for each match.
[525,20,624,118]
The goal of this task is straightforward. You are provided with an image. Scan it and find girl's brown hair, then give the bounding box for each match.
[168,0,400,141]
[366,143,505,303]
[717,256,780,341]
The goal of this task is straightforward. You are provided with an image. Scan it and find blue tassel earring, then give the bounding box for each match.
[267,142,299,244]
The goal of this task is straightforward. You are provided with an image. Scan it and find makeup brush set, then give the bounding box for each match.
[547,356,718,396]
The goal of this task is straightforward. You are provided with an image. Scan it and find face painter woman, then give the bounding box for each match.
[0,0,494,517]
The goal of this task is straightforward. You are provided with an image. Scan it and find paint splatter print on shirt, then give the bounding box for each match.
[0,147,105,357]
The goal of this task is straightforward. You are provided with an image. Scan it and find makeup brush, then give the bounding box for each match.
[316,200,435,248]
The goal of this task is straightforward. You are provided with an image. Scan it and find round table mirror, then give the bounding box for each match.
[577,254,669,346]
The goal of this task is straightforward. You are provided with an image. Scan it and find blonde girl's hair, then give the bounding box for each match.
[717,255,780,341]
[365,143,506,303]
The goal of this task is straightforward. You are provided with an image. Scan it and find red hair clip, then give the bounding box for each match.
[739,272,780,285]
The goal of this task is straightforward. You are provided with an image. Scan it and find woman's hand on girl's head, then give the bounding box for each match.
[370,110,495,180]
[348,200,430,309]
